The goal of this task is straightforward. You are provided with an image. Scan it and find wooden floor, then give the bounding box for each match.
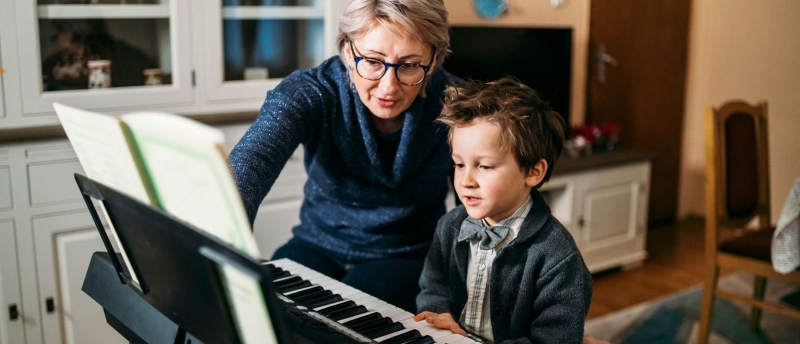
[587,217,721,319]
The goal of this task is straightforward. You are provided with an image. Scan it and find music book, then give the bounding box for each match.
[56,103,274,342]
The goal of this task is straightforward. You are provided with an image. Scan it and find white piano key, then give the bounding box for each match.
[446,337,477,344]
[428,329,455,339]
[434,333,466,343]
[400,318,432,330]
[362,300,388,310]
[372,303,398,314]
[352,295,378,304]
[373,328,415,342]
[389,311,414,322]
[282,285,318,296]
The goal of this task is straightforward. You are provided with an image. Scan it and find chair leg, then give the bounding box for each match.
[698,265,719,344]
[749,276,767,331]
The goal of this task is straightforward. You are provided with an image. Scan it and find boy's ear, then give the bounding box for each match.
[525,159,548,188]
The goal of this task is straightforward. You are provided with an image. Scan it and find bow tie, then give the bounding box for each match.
[457,217,510,250]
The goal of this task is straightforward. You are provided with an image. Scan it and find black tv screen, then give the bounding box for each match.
[444,27,572,124]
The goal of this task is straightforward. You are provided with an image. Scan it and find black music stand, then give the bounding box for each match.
[76,173,292,344]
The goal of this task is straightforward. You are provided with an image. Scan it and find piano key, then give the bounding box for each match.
[283,285,322,298]
[436,334,468,343]
[363,322,405,339]
[405,335,435,344]
[318,300,357,316]
[307,295,344,308]
[389,311,415,322]
[328,305,368,321]
[446,337,478,344]
[349,316,392,332]
[428,329,456,340]
[381,329,422,344]
[374,328,416,342]
[342,312,383,328]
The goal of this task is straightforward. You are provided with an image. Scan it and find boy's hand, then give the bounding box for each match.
[414,312,467,336]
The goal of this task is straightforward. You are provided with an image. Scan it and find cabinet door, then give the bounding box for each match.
[575,163,650,272]
[254,199,301,259]
[202,0,340,102]
[13,0,193,115]
[32,211,125,344]
[0,221,25,344]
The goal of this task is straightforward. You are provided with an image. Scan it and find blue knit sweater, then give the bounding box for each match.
[229,57,461,260]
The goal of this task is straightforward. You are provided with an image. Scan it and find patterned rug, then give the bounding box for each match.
[584,273,800,344]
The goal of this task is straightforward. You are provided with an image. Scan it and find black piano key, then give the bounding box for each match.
[404,335,435,344]
[364,322,405,339]
[262,263,275,270]
[273,275,302,285]
[292,289,331,303]
[285,286,323,299]
[277,280,311,293]
[305,294,343,308]
[350,317,392,333]
[342,312,383,329]
[329,305,368,321]
[319,301,356,316]
[269,270,290,280]
[381,330,421,344]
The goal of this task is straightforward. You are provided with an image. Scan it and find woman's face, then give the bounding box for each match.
[346,25,435,132]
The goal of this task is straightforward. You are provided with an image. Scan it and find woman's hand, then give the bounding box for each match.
[414,311,467,336]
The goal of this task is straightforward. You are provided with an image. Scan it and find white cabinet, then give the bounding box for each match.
[12,0,194,115]
[0,1,347,128]
[31,211,125,344]
[203,0,340,102]
[0,220,26,344]
[540,161,651,273]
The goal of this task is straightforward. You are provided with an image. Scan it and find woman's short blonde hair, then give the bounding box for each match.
[337,0,450,96]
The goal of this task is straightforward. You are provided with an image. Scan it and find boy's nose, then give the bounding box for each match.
[459,170,477,188]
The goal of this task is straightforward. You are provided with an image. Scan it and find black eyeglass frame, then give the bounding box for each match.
[349,42,436,86]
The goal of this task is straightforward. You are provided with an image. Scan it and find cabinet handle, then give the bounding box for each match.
[0,67,6,74]
[46,297,55,314]
[9,304,19,321]
[578,217,585,228]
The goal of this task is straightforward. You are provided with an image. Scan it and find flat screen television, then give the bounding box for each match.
[444,27,573,124]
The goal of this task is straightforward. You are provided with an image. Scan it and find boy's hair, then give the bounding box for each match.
[437,77,566,187]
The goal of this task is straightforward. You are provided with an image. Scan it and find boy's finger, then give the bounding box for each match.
[449,324,467,336]
[413,312,431,321]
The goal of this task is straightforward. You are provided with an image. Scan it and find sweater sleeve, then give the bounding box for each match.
[228,73,324,225]
[500,252,593,344]
[416,216,453,315]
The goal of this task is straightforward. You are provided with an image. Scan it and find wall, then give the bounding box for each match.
[678,0,800,221]
[443,0,590,126]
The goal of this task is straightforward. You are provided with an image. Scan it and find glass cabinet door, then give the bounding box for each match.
[14,0,193,114]
[204,0,339,102]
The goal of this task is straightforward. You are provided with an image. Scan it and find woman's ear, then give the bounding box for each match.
[525,159,548,188]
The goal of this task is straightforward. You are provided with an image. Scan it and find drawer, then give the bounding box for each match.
[26,145,85,207]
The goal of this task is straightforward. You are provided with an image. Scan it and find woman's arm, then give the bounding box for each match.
[229,73,324,224]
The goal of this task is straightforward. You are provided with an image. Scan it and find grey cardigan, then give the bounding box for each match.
[416,191,593,344]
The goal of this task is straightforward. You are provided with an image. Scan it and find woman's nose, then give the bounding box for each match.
[378,67,400,94]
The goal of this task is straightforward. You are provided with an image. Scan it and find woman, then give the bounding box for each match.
[229,0,458,312]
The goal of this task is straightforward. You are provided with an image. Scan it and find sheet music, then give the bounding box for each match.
[121,113,260,257]
[219,263,279,344]
[54,103,152,205]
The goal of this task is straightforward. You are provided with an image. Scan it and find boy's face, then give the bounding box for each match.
[451,119,543,225]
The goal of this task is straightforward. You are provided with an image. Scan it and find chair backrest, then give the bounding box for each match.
[705,100,771,232]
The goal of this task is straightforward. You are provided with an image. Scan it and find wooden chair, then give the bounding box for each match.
[698,100,800,343]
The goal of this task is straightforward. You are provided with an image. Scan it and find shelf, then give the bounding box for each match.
[37,4,170,19]
[221,5,323,20]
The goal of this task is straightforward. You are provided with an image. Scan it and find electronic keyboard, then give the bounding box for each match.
[265,258,481,344]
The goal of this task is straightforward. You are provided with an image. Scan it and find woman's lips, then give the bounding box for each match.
[376,97,397,107]
[463,196,481,206]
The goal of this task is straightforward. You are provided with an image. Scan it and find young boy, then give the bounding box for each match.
[415,77,593,343]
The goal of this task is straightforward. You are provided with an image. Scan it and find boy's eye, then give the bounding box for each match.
[453,163,465,169]
[479,165,494,170]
